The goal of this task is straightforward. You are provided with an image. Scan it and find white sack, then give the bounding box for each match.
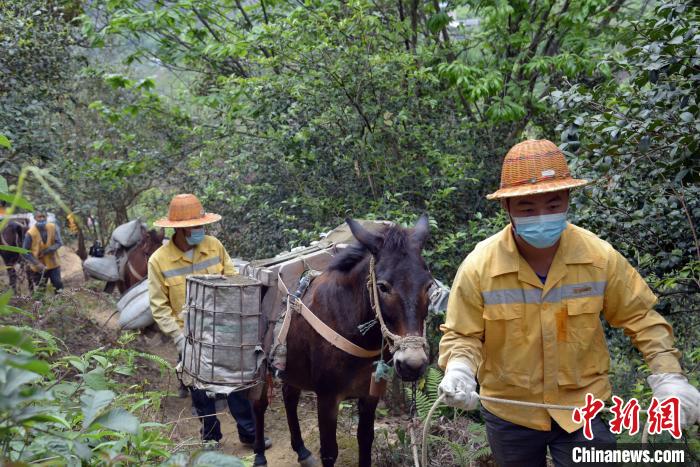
[111,219,144,248]
[117,280,154,329]
[83,255,120,282]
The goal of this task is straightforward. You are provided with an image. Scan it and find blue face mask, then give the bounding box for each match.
[512,212,568,249]
[186,228,205,246]
[36,220,47,228]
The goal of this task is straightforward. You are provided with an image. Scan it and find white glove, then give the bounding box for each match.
[648,373,700,428]
[438,361,479,410]
[174,333,185,355]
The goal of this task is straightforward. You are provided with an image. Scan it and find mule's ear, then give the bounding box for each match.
[413,214,429,248]
[346,218,383,255]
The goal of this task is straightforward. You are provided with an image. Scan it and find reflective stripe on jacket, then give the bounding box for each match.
[438,223,682,432]
[27,224,60,271]
[147,235,236,340]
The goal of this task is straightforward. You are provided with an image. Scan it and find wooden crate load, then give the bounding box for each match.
[181,274,264,392]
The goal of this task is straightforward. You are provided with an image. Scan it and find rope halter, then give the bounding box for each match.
[366,256,429,355]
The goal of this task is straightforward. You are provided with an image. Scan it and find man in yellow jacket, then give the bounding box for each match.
[148,194,270,449]
[438,140,699,466]
[22,211,63,291]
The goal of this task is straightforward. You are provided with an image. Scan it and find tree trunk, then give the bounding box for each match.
[410,0,419,52]
[76,228,87,260]
[114,203,129,226]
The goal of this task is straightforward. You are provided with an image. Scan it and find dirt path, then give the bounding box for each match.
[86,287,360,466]
[0,246,85,293]
[133,331,331,466]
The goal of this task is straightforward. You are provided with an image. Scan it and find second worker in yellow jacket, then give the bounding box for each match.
[148,194,270,450]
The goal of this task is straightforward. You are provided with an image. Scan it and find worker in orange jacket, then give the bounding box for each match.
[23,210,63,292]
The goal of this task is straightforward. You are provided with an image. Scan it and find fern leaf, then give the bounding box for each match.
[14,326,62,353]
[426,367,443,400]
[132,351,172,370]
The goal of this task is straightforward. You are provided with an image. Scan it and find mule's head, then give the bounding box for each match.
[347,216,433,382]
[143,228,165,256]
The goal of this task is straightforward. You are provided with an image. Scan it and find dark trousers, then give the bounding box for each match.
[481,406,616,467]
[29,267,63,291]
[190,387,256,442]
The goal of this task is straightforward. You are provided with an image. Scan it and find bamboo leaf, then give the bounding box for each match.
[0,192,33,210]
[0,245,29,254]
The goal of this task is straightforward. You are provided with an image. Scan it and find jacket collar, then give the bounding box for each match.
[489,223,596,279]
[165,235,213,263]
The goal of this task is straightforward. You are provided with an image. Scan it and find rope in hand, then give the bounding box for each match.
[420,393,666,467]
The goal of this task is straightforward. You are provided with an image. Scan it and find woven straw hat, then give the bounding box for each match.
[153,194,221,228]
[486,139,590,200]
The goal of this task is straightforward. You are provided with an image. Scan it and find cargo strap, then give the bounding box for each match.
[276,273,381,359]
[127,259,144,282]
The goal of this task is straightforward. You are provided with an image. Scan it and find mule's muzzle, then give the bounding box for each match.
[394,348,428,382]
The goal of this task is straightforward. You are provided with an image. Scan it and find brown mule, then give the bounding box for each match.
[251,216,432,467]
[0,220,28,293]
[116,229,164,293]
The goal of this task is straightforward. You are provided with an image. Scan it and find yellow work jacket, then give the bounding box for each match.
[147,235,236,340]
[438,223,682,433]
[27,224,60,272]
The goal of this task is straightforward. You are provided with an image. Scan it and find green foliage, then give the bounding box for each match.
[0,322,168,464]
[389,366,493,466]
[45,72,191,240]
[0,177,243,465]
[80,0,635,281]
[459,422,492,463]
[0,293,246,466]
[0,134,11,149]
[0,163,34,215]
[0,0,82,175]
[551,0,700,316]
[164,451,246,466]
[3,1,699,461]
[432,420,492,465]
[404,367,452,421]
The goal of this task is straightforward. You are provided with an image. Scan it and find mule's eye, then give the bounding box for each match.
[377,280,391,294]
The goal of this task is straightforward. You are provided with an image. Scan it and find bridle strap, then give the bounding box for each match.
[367,256,428,355]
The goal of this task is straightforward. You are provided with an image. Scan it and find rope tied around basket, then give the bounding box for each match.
[366,256,429,355]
